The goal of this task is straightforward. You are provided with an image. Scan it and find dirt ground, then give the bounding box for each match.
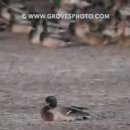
[0,31,130,130]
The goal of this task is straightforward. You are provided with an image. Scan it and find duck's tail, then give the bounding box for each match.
[75,114,91,121]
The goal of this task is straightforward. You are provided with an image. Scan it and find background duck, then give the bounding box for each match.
[79,32,109,46]
[78,1,110,33]
[9,21,32,34]
[41,96,90,122]
[61,0,91,8]
[6,8,32,34]
[69,19,109,46]
[1,0,29,23]
[42,36,71,49]
[112,0,128,11]
[47,21,66,34]
[101,10,122,39]
[57,0,91,29]
[29,13,73,48]
[28,19,47,44]
[101,24,117,38]
[116,19,130,47]
[40,31,72,49]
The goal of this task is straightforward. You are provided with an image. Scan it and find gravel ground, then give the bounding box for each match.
[0,32,130,130]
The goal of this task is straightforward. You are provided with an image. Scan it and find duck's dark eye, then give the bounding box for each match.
[83,116,88,120]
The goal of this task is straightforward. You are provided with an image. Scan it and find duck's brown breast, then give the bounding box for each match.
[41,106,54,121]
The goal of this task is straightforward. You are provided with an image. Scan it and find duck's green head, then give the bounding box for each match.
[45,96,57,108]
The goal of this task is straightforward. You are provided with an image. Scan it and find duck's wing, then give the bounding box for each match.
[71,106,88,110]
[57,106,90,121]
[59,106,90,116]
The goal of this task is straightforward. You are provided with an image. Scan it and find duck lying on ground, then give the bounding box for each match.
[7,8,32,34]
[41,33,72,49]
[29,26,73,48]
[41,96,90,122]
[68,19,109,46]
[29,17,74,48]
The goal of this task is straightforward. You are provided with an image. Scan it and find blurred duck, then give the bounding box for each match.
[68,19,109,46]
[41,32,72,49]
[29,30,72,49]
[101,10,122,38]
[78,32,109,46]
[116,19,130,47]
[55,3,79,29]
[97,0,128,11]
[29,19,73,48]
[0,0,29,22]
[120,1,130,17]
[112,0,128,11]
[111,10,130,40]
[7,9,32,34]
[41,96,90,121]
[78,1,110,33]
[28,19,47,44]
[101,25,117,38]
[61,0,91,8]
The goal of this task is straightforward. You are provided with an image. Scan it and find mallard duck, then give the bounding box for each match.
[7,8,32,34]
[56,3,77,29]
[41,96,90,122]
[78,32,109,46]
[120,2,130,17]
[101,10,121,38]
[28,19,47,44]
[29,18,72,48]
[41,36,71,49]
[102,26,117,38]
[78,1,109,30]
[47,21,65,34]
[61,0,91,8]
[9,22,32,34]
[68,19,109,46]
[75,20,90,38]
[116,19,130,47]
[39,30,73,49]
[1,0,28,22]
[113,0,128,11]
[58,14,70,29]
